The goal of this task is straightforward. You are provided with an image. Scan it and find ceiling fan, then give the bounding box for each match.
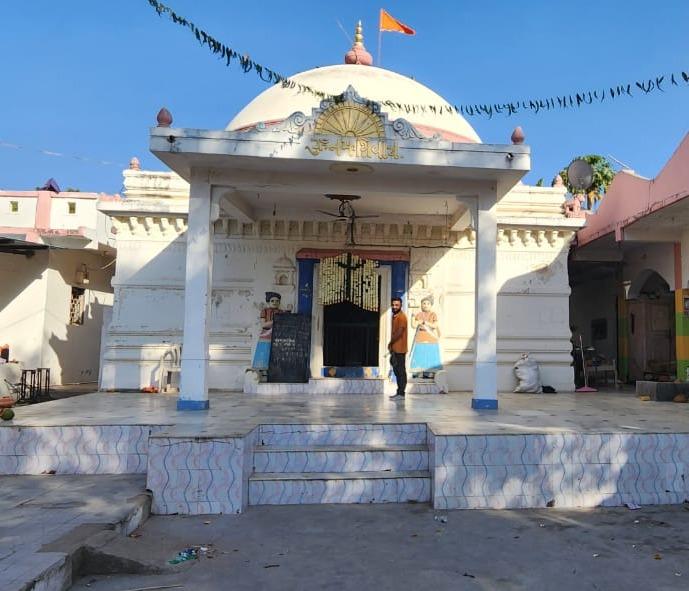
[317,194,379,245]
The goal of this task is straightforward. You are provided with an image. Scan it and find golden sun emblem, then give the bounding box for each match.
[314,103,385,139]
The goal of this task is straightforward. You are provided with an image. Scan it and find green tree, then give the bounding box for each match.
[558,154,615,209]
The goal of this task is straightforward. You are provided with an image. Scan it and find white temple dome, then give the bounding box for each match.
[226,64,481,143]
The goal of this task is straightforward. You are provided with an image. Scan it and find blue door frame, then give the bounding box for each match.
[296,255,408,315]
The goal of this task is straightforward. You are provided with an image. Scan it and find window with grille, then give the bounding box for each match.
[9,201,18,213]
[69,287,85,325]
[68,201,76,214]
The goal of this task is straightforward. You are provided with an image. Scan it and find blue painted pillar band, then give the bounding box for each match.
[471,398,498,410]
[177,399,210,411]
[298,259,315,314]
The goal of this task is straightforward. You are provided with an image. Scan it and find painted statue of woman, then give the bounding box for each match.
[410,294,443,377]
[252,291,282,370]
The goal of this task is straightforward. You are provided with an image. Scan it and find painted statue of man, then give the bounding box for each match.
[252,291,282,370]
[388,296,408,400]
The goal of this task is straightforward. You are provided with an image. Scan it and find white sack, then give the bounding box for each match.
[513,353,542,393]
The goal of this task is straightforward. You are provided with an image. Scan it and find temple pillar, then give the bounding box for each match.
[178,171,215,410]
[472,188,498,409]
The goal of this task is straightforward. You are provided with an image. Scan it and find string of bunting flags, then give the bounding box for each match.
[0,138,126,168]
[146,0,689,119]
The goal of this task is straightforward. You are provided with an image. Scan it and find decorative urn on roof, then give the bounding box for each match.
[156,107,173,127]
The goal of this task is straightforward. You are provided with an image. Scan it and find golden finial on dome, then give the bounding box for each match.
[354,20,363,45]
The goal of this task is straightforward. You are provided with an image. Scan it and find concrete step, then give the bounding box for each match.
[253,444,429,473]
[249,470,431,505]
[2,476,151,591]
[257,423,428,446]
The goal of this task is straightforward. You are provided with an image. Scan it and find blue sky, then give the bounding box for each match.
[1,0,688,193]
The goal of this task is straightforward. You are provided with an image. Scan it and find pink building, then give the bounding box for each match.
[570,133,689,383]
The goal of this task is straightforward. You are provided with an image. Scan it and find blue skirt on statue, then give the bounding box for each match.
[410,342,443,373]
[252,341,271,370]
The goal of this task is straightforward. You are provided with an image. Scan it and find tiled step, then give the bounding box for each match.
[245,379,442,395]
[249,470,431,505]
[309,378,387,395]
[253,445,429,473]
[257,423,427,446]
[407,381,442,395]
[246,378,388,395]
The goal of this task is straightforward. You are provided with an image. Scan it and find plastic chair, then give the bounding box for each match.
[3,379,22,401]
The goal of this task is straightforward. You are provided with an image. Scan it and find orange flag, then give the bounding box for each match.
[379,9,416,35]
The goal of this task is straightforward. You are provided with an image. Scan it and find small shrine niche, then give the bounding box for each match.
[270,255,296,311]
[409,260,431,307]
[273,255,296,287]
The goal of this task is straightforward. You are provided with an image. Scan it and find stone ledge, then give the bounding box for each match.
[636,380,689,401]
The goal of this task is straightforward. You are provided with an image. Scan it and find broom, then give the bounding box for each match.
[576,334,597,393]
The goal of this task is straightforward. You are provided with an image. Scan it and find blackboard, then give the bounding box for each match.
[268,313,312,383]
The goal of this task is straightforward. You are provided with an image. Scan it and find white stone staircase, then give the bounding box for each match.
[249,423,431,505]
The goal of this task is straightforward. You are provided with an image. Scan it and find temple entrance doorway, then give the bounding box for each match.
[323,297,380,368]
[626,269,675,381]
[311,264,391,378]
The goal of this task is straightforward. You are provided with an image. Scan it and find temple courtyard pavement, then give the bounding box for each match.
[70,502,689,591]
[2,474,689,591]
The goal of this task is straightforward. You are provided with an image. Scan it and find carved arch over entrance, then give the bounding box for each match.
[627,268,671,300]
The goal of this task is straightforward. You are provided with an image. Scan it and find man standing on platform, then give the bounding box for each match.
[388,296,408,400]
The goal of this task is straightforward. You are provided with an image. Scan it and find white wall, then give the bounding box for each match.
[0,249,113,385]
[623,243,675,289]
[0,196,37,228]
[0,251,48,369]
[408,240,574,392]
[99,171,579,393]
[49,196,99,231]
[497,243,574,392]
[41,249,114,384]
[101,217,576,392]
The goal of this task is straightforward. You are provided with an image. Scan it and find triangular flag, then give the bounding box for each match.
[379,9,415,35]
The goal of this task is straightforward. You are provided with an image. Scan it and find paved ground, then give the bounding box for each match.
[0,474,148,591]
[3,389,688,437]
[71,503,689,591]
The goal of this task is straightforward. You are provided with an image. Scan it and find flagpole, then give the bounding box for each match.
[377,8,383,66]
[377,29,382,66]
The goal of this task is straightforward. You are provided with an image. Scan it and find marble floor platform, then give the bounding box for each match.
[3,391,689,512]
[2,389,688,436]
